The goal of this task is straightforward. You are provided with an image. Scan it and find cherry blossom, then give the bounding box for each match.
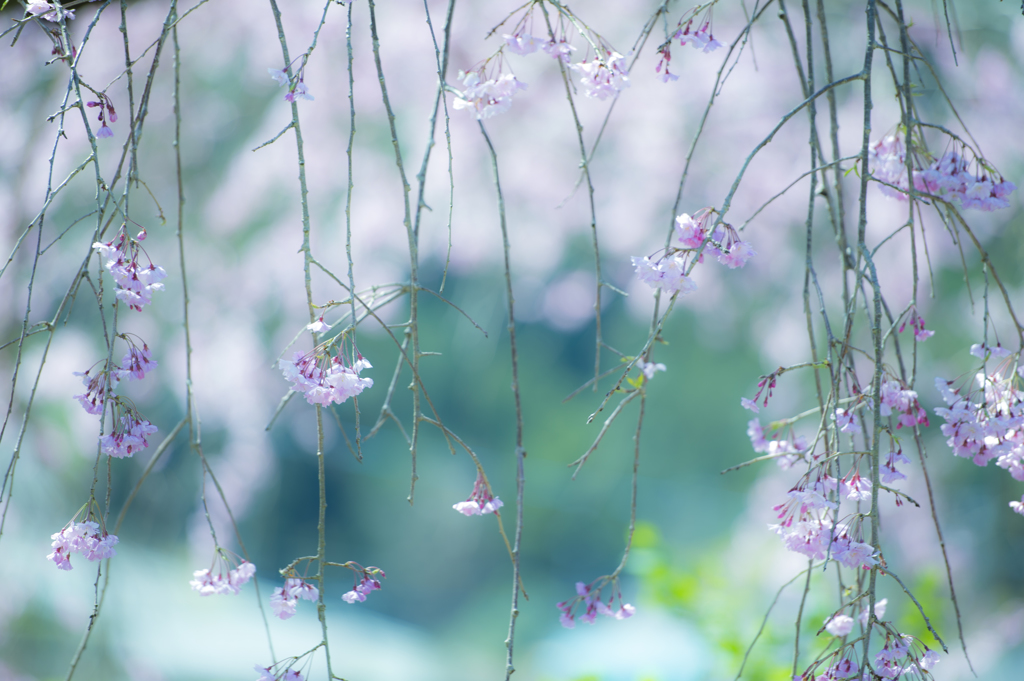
[824,614,854,637]
[557,580,634,628]
[572,51,629,100]
[190,560,256,596]
[832,408,859,434]
[93,226,166,311]
[341,565,385,604]
[271,578,319,619]
[73,365,121,415]
[100,409,157,459]
[452,69,527,120]
[47,520,118,571]
[504,29,542,56]
[280,348,373,407]
[121,342,158,381]
[269,66,314,102]
[636,359,666,380]
[675,20,722,53]
[85,94,117,140]
[543,38,576,63]
[631,253,697,295]
[453,472,503,516]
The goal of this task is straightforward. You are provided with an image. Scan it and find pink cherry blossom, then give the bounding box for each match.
[572,51,629,100]
[93,227,166,311]
[280,348,373,407]
[636,360,666,380]
[504,29,542,56]
[453,471,503,516]
[824,614,854,637]
[190,560,256,596]
[452,70,527,120]
[47,521,118,571]
[631,254,697,295]
[121,343,157,381]
[341,571,383,604]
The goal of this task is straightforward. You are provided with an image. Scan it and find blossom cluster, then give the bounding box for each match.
[279,348,373,407]
[100,408,158,459]
[453,472,503,516]
[572,51,630,100]
[452,70,527,120]
[869,133,1016,211]
[341,565,385,604]
[190,560,256,596]
[768,481,878,570]
[632,208,756,296]
[556,580,634,628]
[85,93,117,139]
[47,521,119,571]
[93,228,167,311]
[271,578,319,619]
[269,67,314,102]
[934,345,1024,513]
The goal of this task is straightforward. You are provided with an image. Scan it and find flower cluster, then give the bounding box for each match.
[934,346,1024,513]
[898,307,934,342]
[190,560,256,596]
[879,379,929,429]
[341,565,385,604]
[268,67,313,102]
[674,19,722,53]
[27,1,80,23]
[632,208,756,295]
[99,407,157,459]
[453,472,503,516]
[73,365,120,415]
[824,598,887,637]
[279,348,373,407]
[572,51,630,100]
[556,580,634,628]
[452,69,527,120]
[768,479,878,569]
[47,520,118,571]
[121,341,158,381]
[85,93,117,139]
[271,578,319,619]
[93,227,167,311]
[869,133,1016,211]
[746,418,806,469]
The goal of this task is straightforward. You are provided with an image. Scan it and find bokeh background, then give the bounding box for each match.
[1,1,1024,679]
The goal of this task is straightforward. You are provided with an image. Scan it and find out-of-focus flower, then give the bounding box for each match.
[504,28,542,56]
[824,614,854,637]
[452,69,527,120]
[636,359,666,380]
[631,253,697,295]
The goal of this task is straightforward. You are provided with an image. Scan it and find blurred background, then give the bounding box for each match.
[1,0,1024,679]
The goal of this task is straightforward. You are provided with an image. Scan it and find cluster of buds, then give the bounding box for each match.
[556,580,634,628]
[341,564,385,604]
[47,520,118,571]
[279,345,373,407]
[255,664,304,681]
[898,307,935,343]
[453,472,504,516]
[189,556,256,596]
[85,93,117,139]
